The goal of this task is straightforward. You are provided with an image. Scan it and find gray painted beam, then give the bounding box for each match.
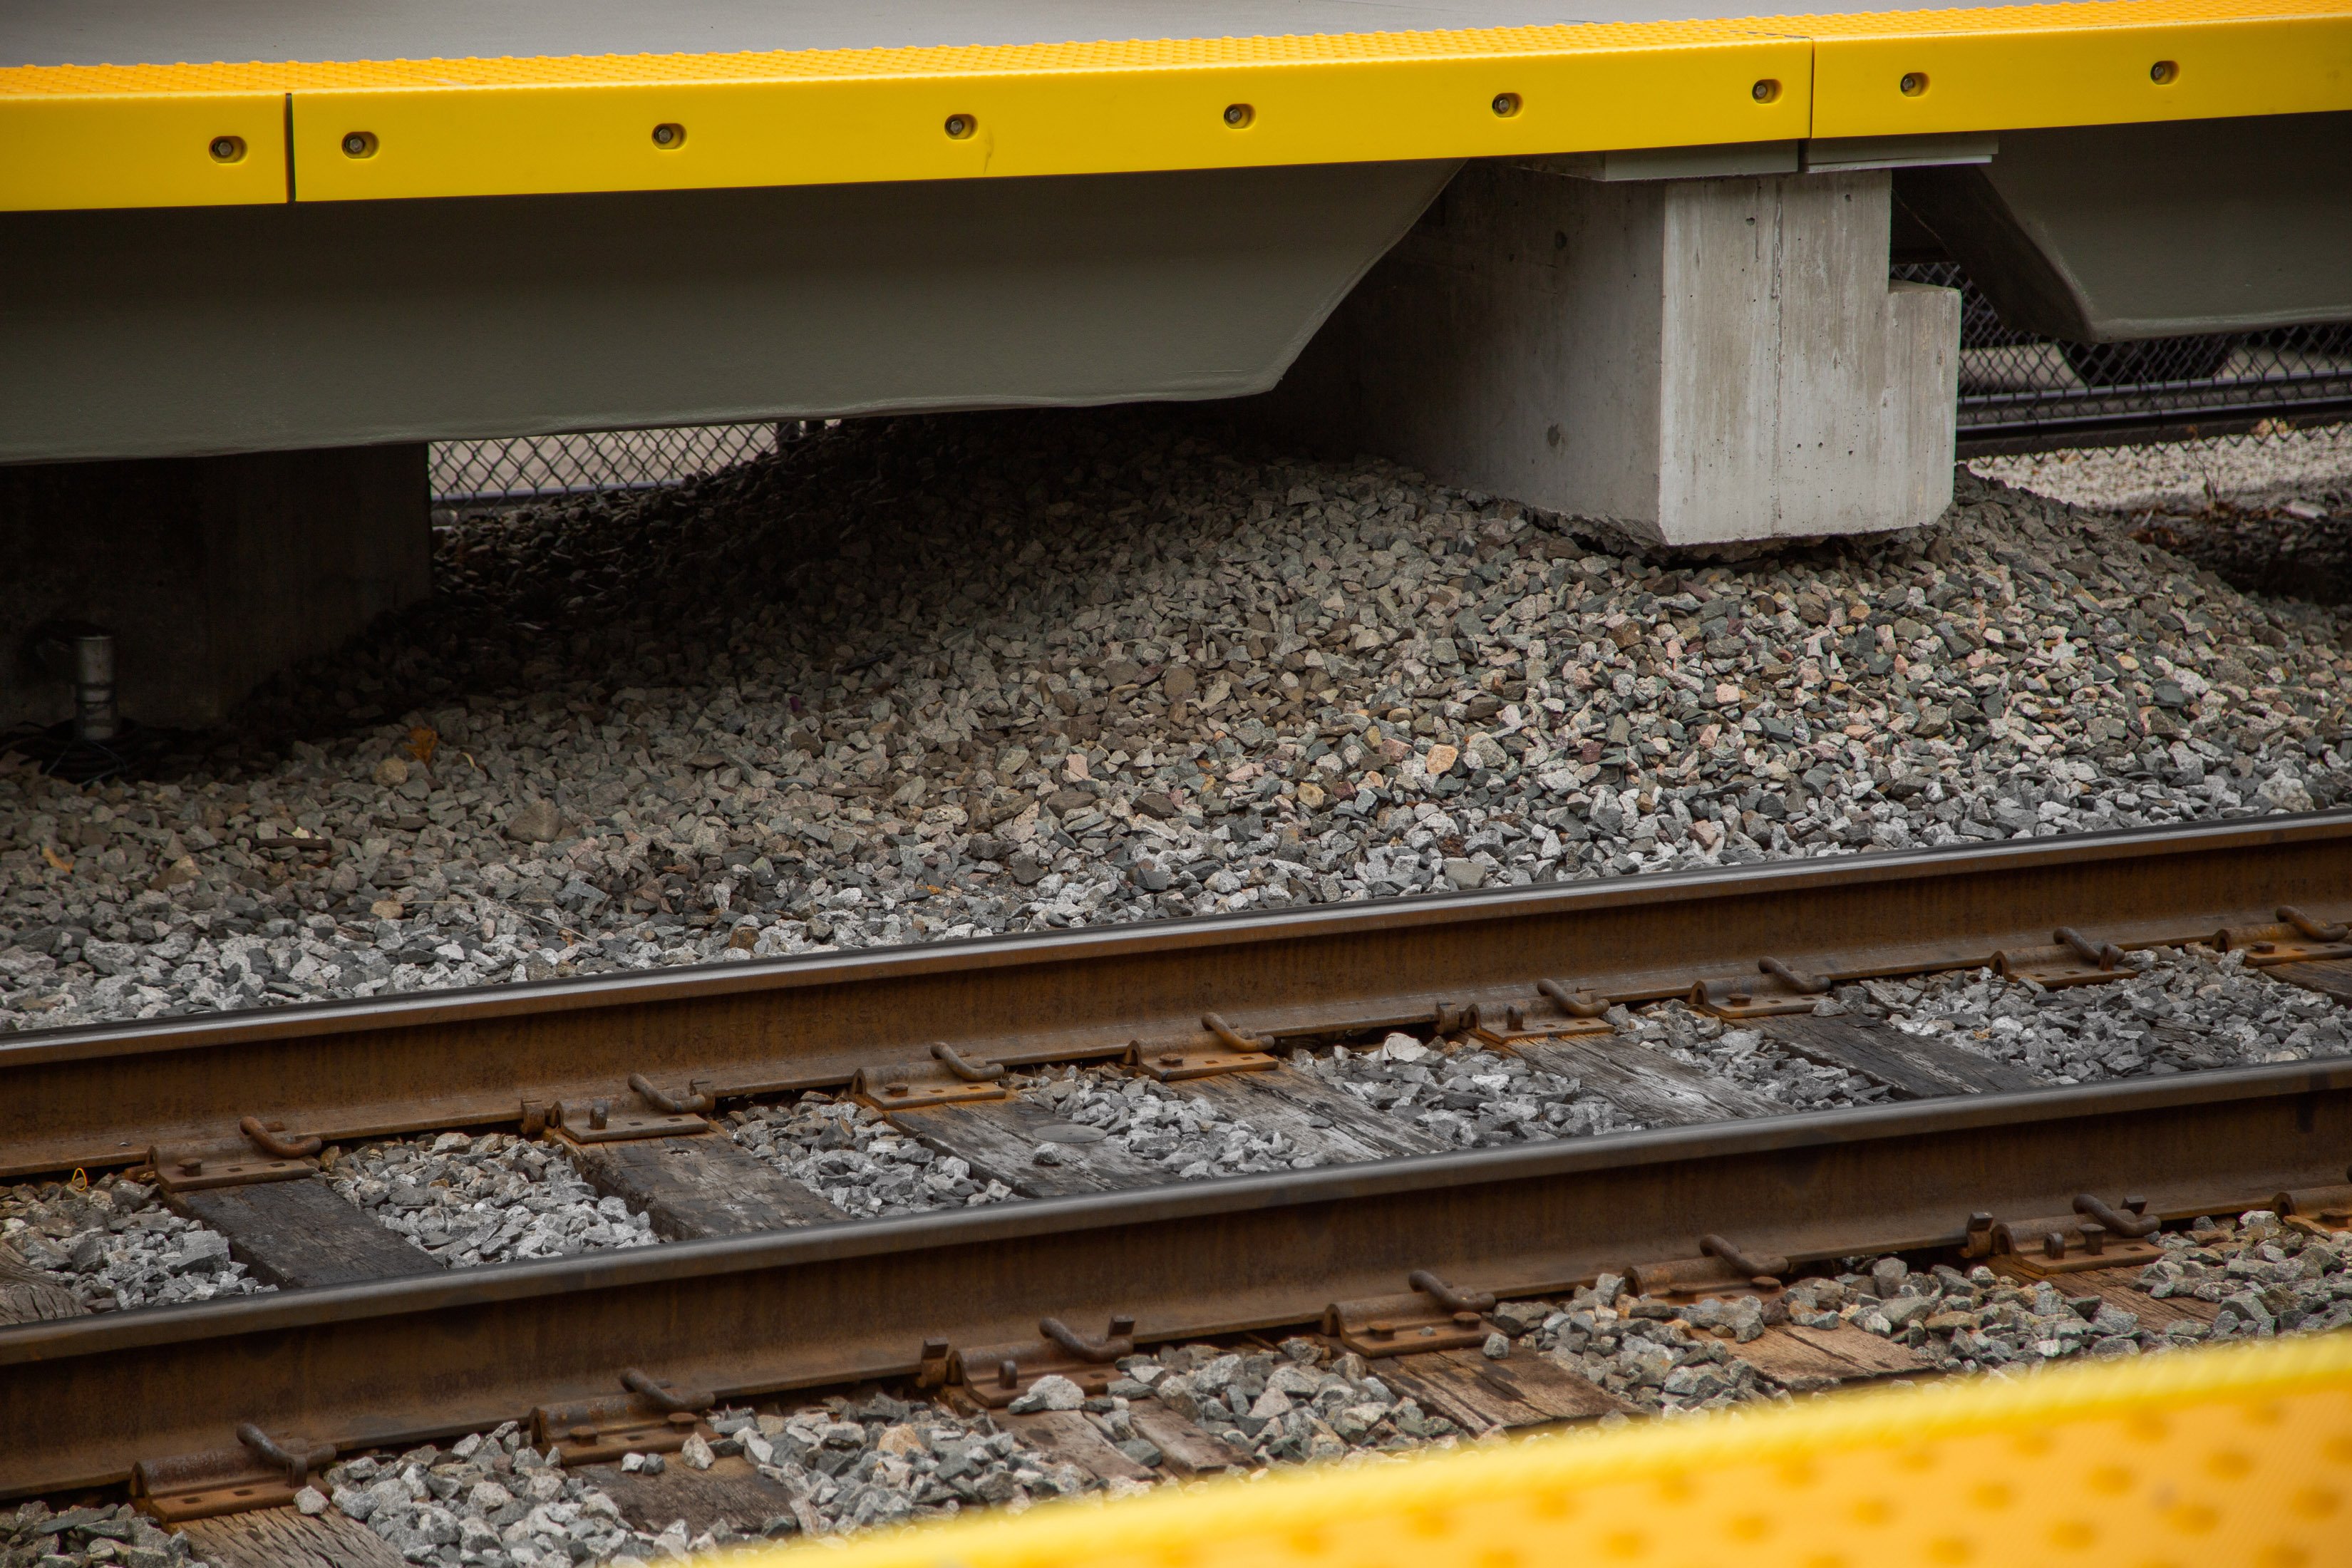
[0,162,1453,463]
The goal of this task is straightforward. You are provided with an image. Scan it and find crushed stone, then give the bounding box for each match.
[4,413,2350,1038]
[0,1170,267,1312]
[324,1131,657,1265]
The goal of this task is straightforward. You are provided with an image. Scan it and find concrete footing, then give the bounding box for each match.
[2,445,429,731]
[1251,162,1961,547]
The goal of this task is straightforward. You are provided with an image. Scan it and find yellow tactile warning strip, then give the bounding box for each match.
[749,1333,2352,1568]
[1,0,2347,210]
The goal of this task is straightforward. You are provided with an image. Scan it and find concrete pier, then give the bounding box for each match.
[1253,162,1961,547]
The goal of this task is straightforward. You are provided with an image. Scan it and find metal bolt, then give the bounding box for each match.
[341,131,374,158]
[589,1098,609,1130]
[1490,92,1521,117]
[944,114,974,139]
[1222,103,1252,128]
[1751,78,1779,103]
[1899,72,1928,96]
[651,123,683,148]
[209,136,244,163]
[2079,1220,2108,1256]
[2150,59,2178,83]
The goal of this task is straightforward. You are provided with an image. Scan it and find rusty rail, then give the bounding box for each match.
[4,813,2352,1177]
[4,1056,2348,1495]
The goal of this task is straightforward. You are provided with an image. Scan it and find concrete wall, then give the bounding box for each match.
[1249,161,1959,547]
[1,445,429,730]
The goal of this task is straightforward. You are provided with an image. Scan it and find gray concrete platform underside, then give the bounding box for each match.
[0,162,1455,465]
[1,446,429,731]
[1897,110,2352,343]
[1250,163,1961,547]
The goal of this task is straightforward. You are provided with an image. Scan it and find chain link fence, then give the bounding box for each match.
[430,423,781,506]
[428,267,2352,505]
[1894,262,2352,456]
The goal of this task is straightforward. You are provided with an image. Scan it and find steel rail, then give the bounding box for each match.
[5,813,2352,1179]
[4,1055,2348,1496]
[1954,395,2352,459]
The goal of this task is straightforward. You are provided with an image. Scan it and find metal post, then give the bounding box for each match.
[71,631,118,743]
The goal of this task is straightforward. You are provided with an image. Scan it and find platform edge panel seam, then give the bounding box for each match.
[0,0,2346,208]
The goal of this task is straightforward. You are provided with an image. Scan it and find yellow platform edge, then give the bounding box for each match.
[743,1333,2352,1568]
[1,0,2347,210]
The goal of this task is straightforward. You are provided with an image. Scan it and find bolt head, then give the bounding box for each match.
[1491,93,1520,117]
[944,115,971,139]
[1899,72,1927,96]
[1223,103,1249,126]
[342,132,371,156]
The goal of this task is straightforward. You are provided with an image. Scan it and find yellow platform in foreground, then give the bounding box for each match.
[768,1333,2352,1568]
[2,0,2348,211]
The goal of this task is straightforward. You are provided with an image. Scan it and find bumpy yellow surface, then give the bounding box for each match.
[1,0,2347,209]
[748,1333,2352,1568]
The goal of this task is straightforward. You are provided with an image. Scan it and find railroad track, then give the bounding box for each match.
[6,813,2352,1532]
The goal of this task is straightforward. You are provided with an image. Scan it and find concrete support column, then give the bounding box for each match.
[2,445,430,731]
[1252,162,1961,547]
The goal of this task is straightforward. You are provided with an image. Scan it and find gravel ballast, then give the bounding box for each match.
[728,1096,1016,1218]
[1859,945,2348,1081]
[325,1131,659,1267]
[5,411,2352,1316]
[1,1171,267,1313]
[1971,423,2352,517]
[4,413,2351,1038]
[6,388,2352,1560]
